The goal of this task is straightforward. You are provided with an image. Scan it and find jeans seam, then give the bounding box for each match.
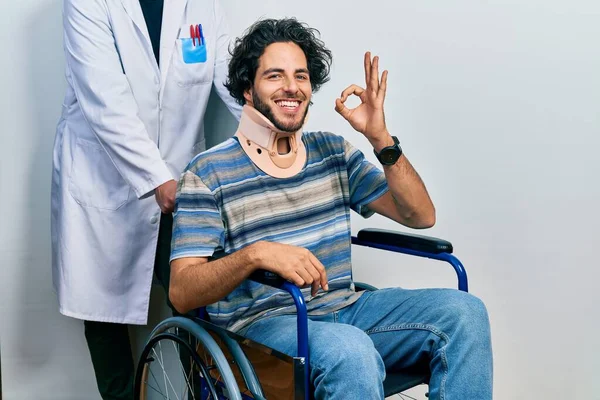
[311,364,332,399]
[440,346,448,400]
[364,323,445,338]
[365,323,450,400]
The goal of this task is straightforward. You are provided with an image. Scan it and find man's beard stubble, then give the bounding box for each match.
[251,90,309,133]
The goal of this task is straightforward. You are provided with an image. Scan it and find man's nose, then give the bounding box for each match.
[282,76,299,93]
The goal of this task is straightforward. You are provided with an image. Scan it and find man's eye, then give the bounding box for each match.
[268,74,281,79]
[297,75,308,80]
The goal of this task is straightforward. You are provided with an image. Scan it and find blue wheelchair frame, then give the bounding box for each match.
[230,228,469,399]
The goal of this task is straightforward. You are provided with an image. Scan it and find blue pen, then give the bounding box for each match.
[198,24,204,45]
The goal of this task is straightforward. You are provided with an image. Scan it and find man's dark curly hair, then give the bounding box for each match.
[225,18,333,105]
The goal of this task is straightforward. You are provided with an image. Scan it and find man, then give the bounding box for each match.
[169,18,493,399]
[51,0,241,398]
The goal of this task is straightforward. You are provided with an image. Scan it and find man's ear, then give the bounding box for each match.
[243,88,253,105]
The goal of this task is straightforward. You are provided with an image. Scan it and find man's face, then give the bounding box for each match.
[244,42,312,133]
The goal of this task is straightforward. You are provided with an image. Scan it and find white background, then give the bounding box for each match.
[1,0,599,399]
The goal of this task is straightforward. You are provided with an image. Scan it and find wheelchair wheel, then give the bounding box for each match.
[135,316,242,400]
[394,386,429,399]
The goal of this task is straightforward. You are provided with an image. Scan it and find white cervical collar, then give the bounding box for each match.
[235,105,307,178]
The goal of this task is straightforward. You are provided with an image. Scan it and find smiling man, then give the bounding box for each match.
[168,18,493,399]
[248,42,310,132]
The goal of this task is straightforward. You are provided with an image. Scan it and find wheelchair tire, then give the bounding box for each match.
[134,316,242,400]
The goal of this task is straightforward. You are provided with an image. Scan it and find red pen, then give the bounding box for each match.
[195,25,201,46]
[190,24,196,46]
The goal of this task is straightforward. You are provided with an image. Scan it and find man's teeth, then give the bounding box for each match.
[277,100,300,107]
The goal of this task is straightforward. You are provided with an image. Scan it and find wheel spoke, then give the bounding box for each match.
[158,342,169,400]
[171,337,197,400]
[152,346,181,400]
[138,329,228,400]
[197,343,222,383]
[396,392,418,400]
[144,378,169,400]
[148,366,166,398]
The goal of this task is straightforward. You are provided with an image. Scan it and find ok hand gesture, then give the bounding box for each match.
[335,52,390,146]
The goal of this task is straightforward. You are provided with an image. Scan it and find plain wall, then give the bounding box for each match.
[1,0,599,399]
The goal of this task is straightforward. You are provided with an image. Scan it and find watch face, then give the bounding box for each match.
[380,149,400,164]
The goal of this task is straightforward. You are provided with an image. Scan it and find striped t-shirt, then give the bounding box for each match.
[171,131,388,332]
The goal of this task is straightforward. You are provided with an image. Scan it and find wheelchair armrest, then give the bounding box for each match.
[356,228,453,254]
[249,270,287,288]
[353,228,468,292]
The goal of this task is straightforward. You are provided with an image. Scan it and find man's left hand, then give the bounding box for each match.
[335,52,392,150]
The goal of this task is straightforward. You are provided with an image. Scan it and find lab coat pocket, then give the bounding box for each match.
[68,138,130,211]
[174,36,213,87]
[181,38,207,64]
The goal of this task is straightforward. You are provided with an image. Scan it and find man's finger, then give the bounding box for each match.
[377,70,388,105]
[370,55,380,93]
[289,272,305,288]
[161,201,175,214]
[309,253,328,291]
[311,280,320,297]
[294,266,314,287]
[364,51,371,87]
[305,256,322,283]
[340,85,365,102]
[335,98,352,120]
[378,70,388,103]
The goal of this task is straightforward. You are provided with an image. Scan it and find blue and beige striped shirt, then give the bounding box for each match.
[171,131,388,331]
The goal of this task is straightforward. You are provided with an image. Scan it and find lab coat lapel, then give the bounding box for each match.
[120,0,152,45]
[120,0,159,76]
[160,0,189,100]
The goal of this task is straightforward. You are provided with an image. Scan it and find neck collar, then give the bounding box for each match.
[235,105,307,178]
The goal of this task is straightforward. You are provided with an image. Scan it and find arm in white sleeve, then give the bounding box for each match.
[211,0,242,121]
[63,0,173,198]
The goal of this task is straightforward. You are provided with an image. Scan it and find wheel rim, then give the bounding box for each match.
[135,328,221,400]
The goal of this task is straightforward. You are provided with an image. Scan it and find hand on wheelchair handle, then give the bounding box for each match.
[253,241,329,296]
[155,179,177,214]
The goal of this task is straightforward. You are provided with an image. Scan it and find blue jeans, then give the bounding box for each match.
[242,288,492,399]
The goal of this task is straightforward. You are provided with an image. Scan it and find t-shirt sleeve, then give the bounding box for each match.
[170,170,225,261]
[344,140,389,218]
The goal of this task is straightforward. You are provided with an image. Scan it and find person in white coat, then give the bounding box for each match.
[51,0,241,397]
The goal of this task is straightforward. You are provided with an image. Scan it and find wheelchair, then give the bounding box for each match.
[134,228,469,400]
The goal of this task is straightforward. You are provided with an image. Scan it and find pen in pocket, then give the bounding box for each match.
[189,24,204,47]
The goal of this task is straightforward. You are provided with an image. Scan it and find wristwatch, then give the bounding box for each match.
[373,136,402,165]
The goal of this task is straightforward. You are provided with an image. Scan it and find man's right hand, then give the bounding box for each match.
[155,180,177,214]
[252,242,329,296]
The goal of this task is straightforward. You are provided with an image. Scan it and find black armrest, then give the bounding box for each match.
[249,269,286,287]
[356,228,453,254]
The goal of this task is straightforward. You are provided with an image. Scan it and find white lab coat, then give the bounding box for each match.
[51,0,241,324]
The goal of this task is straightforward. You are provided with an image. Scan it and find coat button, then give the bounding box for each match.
[150,215,159,224]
